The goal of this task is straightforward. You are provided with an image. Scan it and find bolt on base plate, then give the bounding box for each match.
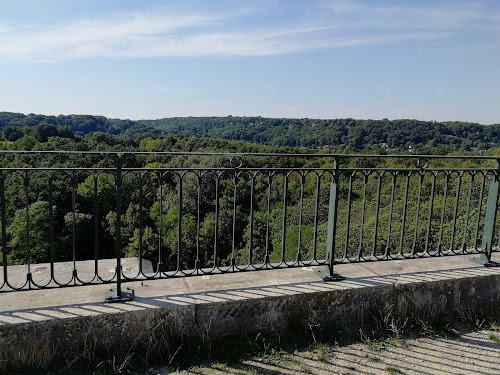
[105,287,135,303]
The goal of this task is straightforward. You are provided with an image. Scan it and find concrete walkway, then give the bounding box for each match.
[143,328,500,375]
[1,255,500,325]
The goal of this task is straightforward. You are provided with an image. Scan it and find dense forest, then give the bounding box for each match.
[0,111,498,275]
[139,116,500,153]
[1,111,500,153]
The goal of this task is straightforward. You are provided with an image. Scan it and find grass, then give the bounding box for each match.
[366,337,406,351]
[489,333,500,343]
[260,349,291,366]
[386,365,405,374]
[314,343,335,362]
[365,353,381,362]
[295,362,313,374]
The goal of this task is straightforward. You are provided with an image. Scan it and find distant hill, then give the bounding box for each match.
[1,112,499,153]
[138,117,500,153]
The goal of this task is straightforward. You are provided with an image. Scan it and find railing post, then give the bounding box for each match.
[105,153,135,302]
[473,160,500,267]
[316,156,344,281]
[1,173,8,286]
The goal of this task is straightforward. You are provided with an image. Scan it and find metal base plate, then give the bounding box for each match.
[471,254,499,267]
[105,287,135,303]
[322,274,346,281]
[485,261,500,267]
[314,266,345,282]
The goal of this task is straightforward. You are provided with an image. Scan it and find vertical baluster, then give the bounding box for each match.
[71,171,77,283]
[195,173,202,272]
[93,174,99,278]
[248,173,255,267]
[48,173,54,283]
[411,173,424,256]
[343,173,353,259]
[473,173,486,250]
[231,171,238,270]
[424,172,436,254]
[449,172,462,252]
[264,173,272,267]
[296,173,305,264]
[461,173,475,252]
[398,173,410,256]
[311,173,320,262]
[371,173,382,258]
[357,173,368,260]
[280,173,289,264]
[213,173,220,269]
[1,173,8,286]
[176,176,183,272]
[437,173,449,254]
[24,172,32,288]
[385,172,397,258]
[138,173,143,274]
[158,171,163,273]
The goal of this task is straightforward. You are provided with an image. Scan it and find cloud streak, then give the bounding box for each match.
[0,2,496,62]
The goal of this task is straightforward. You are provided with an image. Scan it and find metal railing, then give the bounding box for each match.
[0,152,499,300]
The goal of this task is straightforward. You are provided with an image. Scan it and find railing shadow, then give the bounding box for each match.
[1,263,499,326]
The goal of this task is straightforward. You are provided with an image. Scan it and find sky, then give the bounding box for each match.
[0,0,499,124]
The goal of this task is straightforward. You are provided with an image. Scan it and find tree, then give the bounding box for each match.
[8,201,54,264]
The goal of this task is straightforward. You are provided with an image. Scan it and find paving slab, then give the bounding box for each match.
[148,328,500,375]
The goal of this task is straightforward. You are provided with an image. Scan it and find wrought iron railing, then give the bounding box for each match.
[0,152,499,301]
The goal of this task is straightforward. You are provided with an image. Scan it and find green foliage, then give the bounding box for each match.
[8,201,54,264]
[2,111,500,153]
[138,116,500,152]
[1,110,499,269]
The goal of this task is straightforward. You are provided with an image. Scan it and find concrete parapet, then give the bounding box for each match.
[1,255,500,371]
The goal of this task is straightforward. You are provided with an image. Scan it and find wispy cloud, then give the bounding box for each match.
[0,2,496,62]
[323,1,486,29]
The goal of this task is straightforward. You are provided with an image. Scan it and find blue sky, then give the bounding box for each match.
[0,0,499,124]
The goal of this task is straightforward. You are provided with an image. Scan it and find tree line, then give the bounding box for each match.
[2,111,500,153]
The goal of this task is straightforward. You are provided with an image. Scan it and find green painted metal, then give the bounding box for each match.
[473,161,500,267]
[473,174,486,250]
[461,173,475,251]
[424,172,436,253]
[321,157,344,281]
[105,154,135,303]
[2,151,500,294]
[296,173,305,262]
[0,174,8,285]
[281,174,288,263]
[371,173,382,257]
[357,173,368,260]
[398,173,410,256]
[437,173,449,254]
[449,173,462,252]
[384,173,396,258]
[411,173,424,255]
[343,173,353,258]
